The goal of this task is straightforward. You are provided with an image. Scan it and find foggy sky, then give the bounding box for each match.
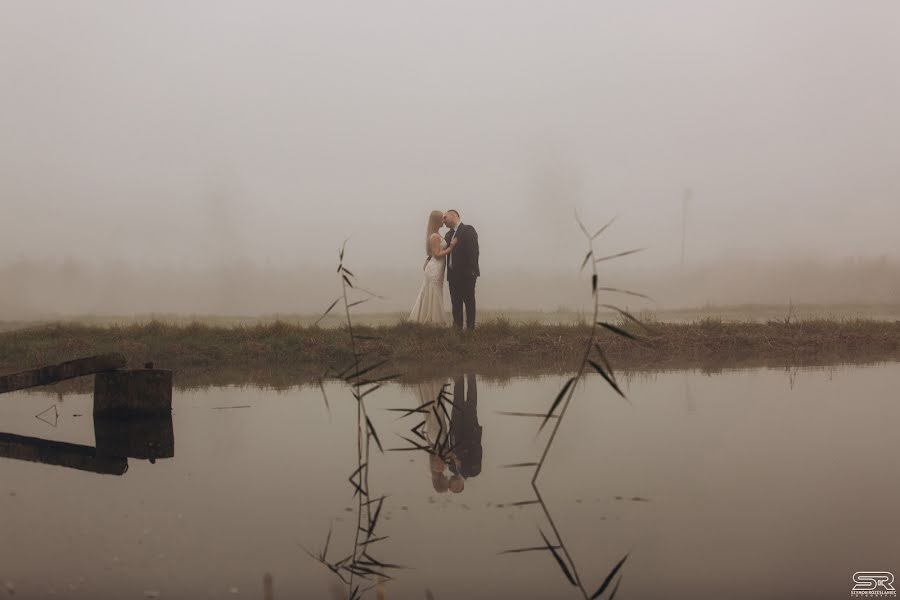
[2,1,899,278]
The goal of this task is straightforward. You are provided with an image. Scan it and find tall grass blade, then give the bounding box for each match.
[368,496,385,535]
[314,297,341,326]
[600,304,654,332]
[580,251,593,272]
[355,285,387,300]
[348,463,367,497]
[318,379,331,415]
[596,287,653,301]
[608,576,623,600]
[366,417,383,453]
[348,564,388,579]
[588,360,626,399]
[322,523,334,561]
[593,248,646,263]
[361,554,404,570]
[539,529,577,586]
[386,402,432,418]
[499,544,561,555]
[346,359,391,381]
[359,384,382,400]
[591,215,618,239]
[357,373,402,386]
[589,553,629,599]
[390,437,431,452]
[541,377,576,432]
[496,411,559,418]
[598,322,643,343]
[410,420,427,441]
[335,361,360,380]
[575,211,590,237]
[592,343,615,382]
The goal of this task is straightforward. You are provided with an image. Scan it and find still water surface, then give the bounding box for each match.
[1,365,898,599]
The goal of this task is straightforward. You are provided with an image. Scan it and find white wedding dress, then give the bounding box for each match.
[409,238,448,324]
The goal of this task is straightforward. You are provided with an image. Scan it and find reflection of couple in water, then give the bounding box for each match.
[415,373,482,494]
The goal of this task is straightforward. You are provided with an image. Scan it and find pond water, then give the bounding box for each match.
[1,364,898,599]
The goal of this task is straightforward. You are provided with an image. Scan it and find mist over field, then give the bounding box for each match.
[2,259,899,320]
[2,1,898,318]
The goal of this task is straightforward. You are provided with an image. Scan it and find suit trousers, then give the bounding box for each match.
[448,273,477,330]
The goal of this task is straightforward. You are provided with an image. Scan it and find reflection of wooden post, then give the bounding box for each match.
[0,415,174,475]
[0,432,127,476]
[94,415,174,460]
[0,354,126,394]
[263,573,274,600]
[94,369,173,416]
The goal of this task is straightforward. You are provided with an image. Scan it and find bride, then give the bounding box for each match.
[409,210,458,324]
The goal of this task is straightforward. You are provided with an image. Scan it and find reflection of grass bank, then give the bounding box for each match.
[2,318,899,384]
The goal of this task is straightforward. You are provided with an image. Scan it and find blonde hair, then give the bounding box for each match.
[425,210,444,256]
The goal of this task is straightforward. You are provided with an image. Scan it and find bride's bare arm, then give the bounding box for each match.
[430,233,458,258]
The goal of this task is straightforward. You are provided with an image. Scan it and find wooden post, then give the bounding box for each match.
[0,353,127,394]
[94,368,173,416]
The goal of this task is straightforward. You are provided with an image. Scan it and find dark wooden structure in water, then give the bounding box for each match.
[0,353,126,394]
[0,354,172,415]
[94,368,173,416]
[0,431,129,475]
[0,415,174,476]
[0,354,175,474]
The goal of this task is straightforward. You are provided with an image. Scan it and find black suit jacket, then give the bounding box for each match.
[445,224,480,280]
[449,374,482,479]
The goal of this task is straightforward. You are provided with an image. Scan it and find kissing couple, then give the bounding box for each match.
[408,210,480,330]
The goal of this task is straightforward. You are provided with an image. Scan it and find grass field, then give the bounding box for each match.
[2,303,900,332]
[2,315,899,392]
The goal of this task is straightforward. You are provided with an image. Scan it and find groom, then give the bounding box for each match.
[443,210,480,331]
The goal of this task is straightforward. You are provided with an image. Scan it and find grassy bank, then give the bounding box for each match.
[4,303,900,333]
[1,318,899,389]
